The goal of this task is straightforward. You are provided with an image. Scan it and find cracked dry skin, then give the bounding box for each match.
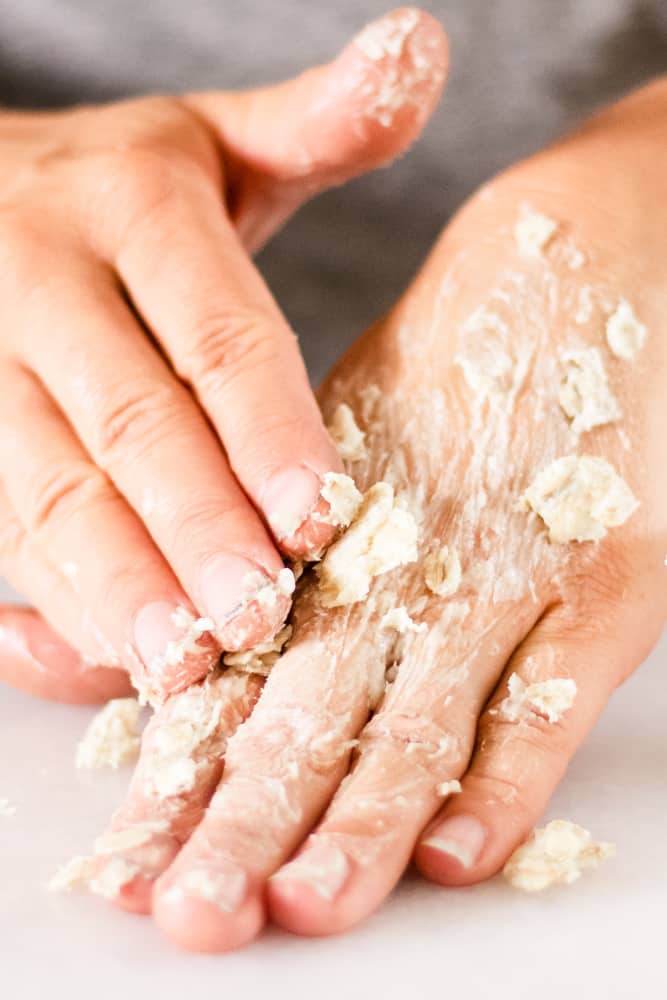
[71,172,665,941]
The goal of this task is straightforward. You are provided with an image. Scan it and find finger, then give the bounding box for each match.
[0,485,131,703]
[19,260,293,650]
[0,606,131,704]
[0,366,219,703]
[185,7,449,250]
[267,605,540,937]
[414,604,645,887]
[152,594,539,952]
[151,615,377,952]
[86,667,263,914]
[109,166,345,560]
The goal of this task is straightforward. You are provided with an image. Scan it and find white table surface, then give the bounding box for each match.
[1,576,664,1000]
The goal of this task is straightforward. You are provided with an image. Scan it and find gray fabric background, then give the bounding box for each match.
[1,0,666,381]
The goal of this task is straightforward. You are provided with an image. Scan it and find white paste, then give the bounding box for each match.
[223,625,292,676]
[316,482,419,607]
[143,682,223,799]
[503,819,615,891]
[327,403,368,462]
[380,606,427,634]
[424,545,462,597]
[522,455,639,543]
[515,207,558,257]
[498,673,577,724]
[558,347,620,434]
[316,472,363,528]
[75,697,141,770]
[436,779,462,797]
[605,300,647,360]
[147,607,213,680]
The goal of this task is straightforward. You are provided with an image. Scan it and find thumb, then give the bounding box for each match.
[184,7,448,250]
[0,605,133,705]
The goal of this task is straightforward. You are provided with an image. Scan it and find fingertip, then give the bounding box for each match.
[153,884,264,954]
[332,6,448,156]
[415,812,492,887]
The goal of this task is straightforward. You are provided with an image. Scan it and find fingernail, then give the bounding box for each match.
[421,815,486,869]
[272,843,350,902]
[200,553,292,628]
[133,601,216,692]
[166,863,247,914]
[262,465,323,539]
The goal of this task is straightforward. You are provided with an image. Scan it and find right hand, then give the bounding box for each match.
[0,8,448,704]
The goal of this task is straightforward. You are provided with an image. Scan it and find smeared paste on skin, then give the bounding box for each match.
[380,606,427,634]
[353,9,445,129]
[455,312,513,401]
[514,207,558,257]
[316,482,419,607]
[143,678,227,799]
[327,403,367,462]
[503,819,615,891]
[558,347,620,434]
[423,545,462,597]
[138,606,215,705]
[75,697,141,770]
[498,673,577,724]
[48,854,140,899]
[223,625,292,676]
[605,300,648,360]
[522,455,639,542]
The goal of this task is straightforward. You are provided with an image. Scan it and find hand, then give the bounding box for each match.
[0,8,448,704]
[85,75,666,951]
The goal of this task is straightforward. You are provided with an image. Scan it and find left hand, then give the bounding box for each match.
[88,77,666,951]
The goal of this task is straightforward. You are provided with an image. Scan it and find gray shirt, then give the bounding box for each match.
[1,0,666,380]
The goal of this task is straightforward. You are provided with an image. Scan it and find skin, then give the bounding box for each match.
[2,11,665,953]
[0,8,447,703]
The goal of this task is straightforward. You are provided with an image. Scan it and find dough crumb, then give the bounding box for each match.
[223,624,292,677]
[75,697,142,770]
[317,482,419,607]
[316,472,364,528]
[605,300,648,360]
[0,797,16,817]
[498,673,577,724]
[522,455,639,543]
[48,855,95,893]
[559,347,621,434]
[327,403,368,462]
[515,207,558,257]
[437,779,462,797]
[88,857,140,899]
[380,606,427,634]
[503,819,615,891]
[424,545,462,597]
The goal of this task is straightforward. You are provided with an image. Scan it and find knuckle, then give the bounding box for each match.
[92,380,187,464]
[476,710,569,771]
[179,309,279,395]
[25,459,113,537]
[169,494,240,555]
[359,709,470,769]
[0,508,27,566]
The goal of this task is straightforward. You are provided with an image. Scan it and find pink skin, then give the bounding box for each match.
[0,8,448,701]
[88,75,667,951]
